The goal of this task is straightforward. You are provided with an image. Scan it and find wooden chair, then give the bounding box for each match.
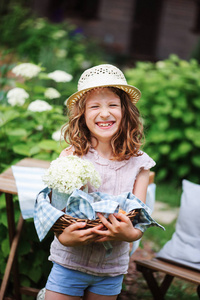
[134,257,200,300]
[0,158,50,300]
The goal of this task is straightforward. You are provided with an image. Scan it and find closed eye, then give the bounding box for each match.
[109,104,120,107]
[90,105,99,109]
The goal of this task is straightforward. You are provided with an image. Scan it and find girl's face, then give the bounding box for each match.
[85,88,122,144]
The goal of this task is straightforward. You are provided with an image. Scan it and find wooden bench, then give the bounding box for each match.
[134,257,200,300]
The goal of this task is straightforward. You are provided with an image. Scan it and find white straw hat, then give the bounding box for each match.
[66,64,141,109]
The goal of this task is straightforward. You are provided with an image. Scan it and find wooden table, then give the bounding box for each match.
[0,158,50,300]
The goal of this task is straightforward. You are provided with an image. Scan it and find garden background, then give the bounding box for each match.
[0,3,200,299]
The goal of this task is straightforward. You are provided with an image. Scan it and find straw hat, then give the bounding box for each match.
[66,64,141,109]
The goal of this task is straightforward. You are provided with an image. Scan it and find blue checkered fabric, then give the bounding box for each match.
[34,187,64,241]
[34,188,164,242]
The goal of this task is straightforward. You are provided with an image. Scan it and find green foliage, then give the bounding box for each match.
[125,55,200,183]
[0,66,69,173]
[0,4,104,77]
[0,194,52,291]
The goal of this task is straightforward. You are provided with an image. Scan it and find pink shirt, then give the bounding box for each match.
[48,148,155,276]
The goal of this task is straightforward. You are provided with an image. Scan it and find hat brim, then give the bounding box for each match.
[66,84,141,109]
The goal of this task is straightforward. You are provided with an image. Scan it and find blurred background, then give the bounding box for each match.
[0,1,200,299]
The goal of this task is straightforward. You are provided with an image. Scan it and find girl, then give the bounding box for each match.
[45,64,156,300]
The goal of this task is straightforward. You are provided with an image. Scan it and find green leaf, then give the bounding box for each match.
[20,276,31,287]
[184,128,196,141]
[33,152,52,160]
[192,155,200,167]
[18,240,31,256]
[178,142,192,155]
[29,145,41,155]
[0,110,20,126]
[7,128,28,137]
[0,213,8,228]
[156,169,167,181]
[28,265,42,283]
[171,109,182,119]
[182,112,195,124]
[193,132,200,147]
[159,144,171,155]
[38,139,59,151]
[177,165,190,177]
[38,72,49,80]
[1,238,10,257]
[33,85,46,94]
[192,98,200,109]
[13,144,31,156]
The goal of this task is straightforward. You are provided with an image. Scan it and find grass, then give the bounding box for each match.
[156,181,182,207]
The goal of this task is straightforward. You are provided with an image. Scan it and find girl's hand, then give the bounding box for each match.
[57,222,103,247]
[91,213,143,243]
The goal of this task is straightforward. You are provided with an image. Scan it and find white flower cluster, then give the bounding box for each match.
[44,87,61,99]
[42,155,101,194]
[52,30,66,39]
[7,87,29,106]
[48,70,73,82]
[55,49,67,58]
[12,63,41,79]
[52,129,64,141]
[28,100,53,112]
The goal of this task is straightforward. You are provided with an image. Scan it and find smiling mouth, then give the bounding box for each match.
[96,122,115,127]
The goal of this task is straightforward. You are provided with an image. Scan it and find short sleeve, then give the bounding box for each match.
[138,151,156,171]
[59,146,73,157]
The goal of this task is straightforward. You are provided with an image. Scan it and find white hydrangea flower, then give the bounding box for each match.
[36,125,43,131]
[81,61,92,69]
[7,87,29,100]
[44,87,61,99]
[34,18,45,30]
[48,70,73,82]
[52,129,64,141]
[156,61,166,69]
[42,155,101,194]
[12,63,41,78]
[28,100,53,112]
[52,30,66,39]
[55,49,67,58]
[7,97,26,106]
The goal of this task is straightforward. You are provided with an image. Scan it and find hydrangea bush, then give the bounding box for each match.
[0,62,72,173]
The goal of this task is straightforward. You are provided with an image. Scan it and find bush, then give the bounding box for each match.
[125,55,200,183]
[0,62,72,173]
[0,3,104,84]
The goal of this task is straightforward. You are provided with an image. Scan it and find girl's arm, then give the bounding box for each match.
[91,169,150,243]
[132,169,150,203]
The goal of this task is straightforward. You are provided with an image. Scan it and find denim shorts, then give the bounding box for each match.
[45,263,124,296]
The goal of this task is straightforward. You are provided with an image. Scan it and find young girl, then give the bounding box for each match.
[45,64,156,300]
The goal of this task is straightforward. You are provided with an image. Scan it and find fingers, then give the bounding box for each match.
[113,212,130,222]
[97,213,113,229]
[67,221,86,231]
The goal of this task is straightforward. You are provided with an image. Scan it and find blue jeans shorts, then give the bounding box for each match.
[45,263,124,296]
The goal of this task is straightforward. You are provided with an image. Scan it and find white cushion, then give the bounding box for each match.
[156,179,200,270]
